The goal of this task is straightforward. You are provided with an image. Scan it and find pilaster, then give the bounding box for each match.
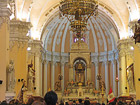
[104,60,109,95]
[0,0,11,101]
[51,61,56,91]
[28,40,43,96]
[118,39,134,96]
[61,61,65,94]
[134,43,140,100]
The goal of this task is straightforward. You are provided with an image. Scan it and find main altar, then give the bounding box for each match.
[57,40,106,104]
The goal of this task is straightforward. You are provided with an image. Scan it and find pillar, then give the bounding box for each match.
[134,44,140,100]
[61,62,65,93]
[69,64,74,81]
[87,65,91,81]
[112,60,117,96]
[117,60,121,96]
[120,52,127,96]
[44,60,48,95]
[29,40,42,96]
[51,61,56,91]
[0,0,11,101]
[95,62,99,90]
[9,20,31,98]
[35,52,41,96]
[105,61,109,95]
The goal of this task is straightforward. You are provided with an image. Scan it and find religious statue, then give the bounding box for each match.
[127,70,135,93]
[27,62,35,91]
[6,60,16,92]
[78,74,81,82]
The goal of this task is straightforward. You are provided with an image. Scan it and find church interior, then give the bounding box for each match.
[0,0,140,104]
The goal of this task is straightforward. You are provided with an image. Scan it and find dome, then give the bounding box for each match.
[41,10,119,54]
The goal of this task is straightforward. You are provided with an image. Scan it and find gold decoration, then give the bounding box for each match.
[59,0,98,38]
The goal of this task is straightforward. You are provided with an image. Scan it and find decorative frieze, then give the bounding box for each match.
[10,20,31,49]
[118,39,134,59]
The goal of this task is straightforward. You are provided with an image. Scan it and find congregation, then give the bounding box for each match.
[0,91,140,105]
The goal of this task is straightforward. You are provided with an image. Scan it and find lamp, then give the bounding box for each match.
[59,0,98,38]
[133,19,140,44]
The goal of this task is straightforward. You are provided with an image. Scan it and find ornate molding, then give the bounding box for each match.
[10,20,31,50]
[118,39,134,59]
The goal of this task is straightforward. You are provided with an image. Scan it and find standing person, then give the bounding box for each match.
[44,91,58,105]
[84,100,90,105]
[78,99,83,105]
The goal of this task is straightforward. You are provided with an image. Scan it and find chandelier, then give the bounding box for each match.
[59,0,98,38]
[133,19,140,44]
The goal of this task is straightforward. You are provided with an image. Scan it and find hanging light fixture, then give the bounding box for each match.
[59,0,98,38]
[134,19,140,44]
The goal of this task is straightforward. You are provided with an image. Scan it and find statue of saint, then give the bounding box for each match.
[78,74,81,82]
[7,60,16,92]
[27,62,34,91]
[127,70,135,93]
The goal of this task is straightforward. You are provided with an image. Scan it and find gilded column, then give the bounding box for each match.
[105,61,109,95]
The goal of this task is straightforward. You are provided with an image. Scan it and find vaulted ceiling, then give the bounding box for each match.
[15,0,140,50]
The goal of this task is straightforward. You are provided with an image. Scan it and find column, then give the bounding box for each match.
[69,64,74,81]
[35,53,41,96]
[134,44,140,100]
[105,61,109,95]
[85,67,87,82]
[40,59,43,96]
[73,66,75,81]
[112,60,117,96]
[44,60,48,95]
[51,61,56,91]
[120,53,127,96]
[0,0,11,101]
[117,60,121,96]
[61,62,65,93]
[95,62,99,90]
[87,64,91,81]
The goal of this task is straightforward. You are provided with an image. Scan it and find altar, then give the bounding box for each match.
[59,40,107,104]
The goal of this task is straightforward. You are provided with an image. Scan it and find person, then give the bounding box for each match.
[84,100,90,105]
[65,102,69,105]
[44,91,58,105]
[73,100,76,105]
[78,99,83,105]
[32,101,46,105]
[27,97,35,105]
[136,100,140,105]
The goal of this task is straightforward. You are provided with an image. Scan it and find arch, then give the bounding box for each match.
[73,57,87,65]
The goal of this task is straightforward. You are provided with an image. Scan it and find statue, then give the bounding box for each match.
[127,70,135,93]
[6,60,16,92]
[27,62,35,91]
